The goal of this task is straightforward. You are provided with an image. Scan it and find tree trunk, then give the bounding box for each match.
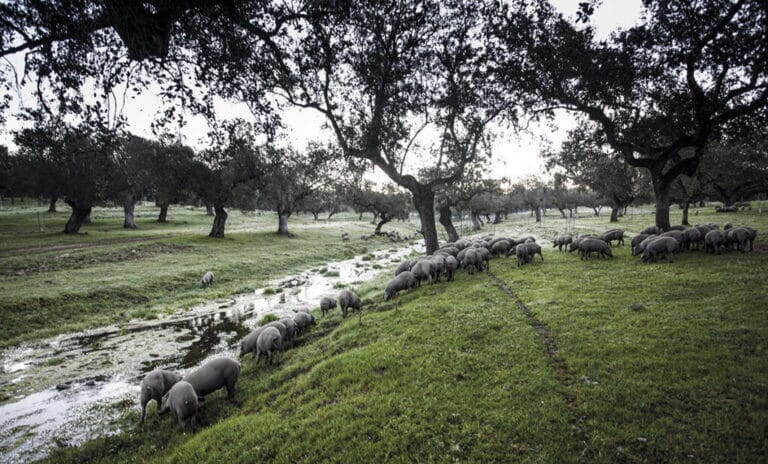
[493,212,502,224]
[412,189,438,255]
[374,214,391,234]
[312,211,319,220]
[370,211,378,225]
[557,208,567,219]
[64,203,92,234]
[48,196,58,213]
[206,204,214,216]
[651,172,672,231]
[438,205,459,243]
[471,212,483,230]
[327,209,338,220]
[277,211,291,236]
[609,206,620,222]
[534,207,542,222]
[123,197,137,229]
[592,207,600,217]
[157,202,169,222]
[681,200,690,226]
[209,205,228,238]
[610,197,621,222]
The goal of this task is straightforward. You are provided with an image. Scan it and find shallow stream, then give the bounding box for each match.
[0,243,420,463]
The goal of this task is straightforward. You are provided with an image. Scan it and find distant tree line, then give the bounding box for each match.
[1,0,767,251]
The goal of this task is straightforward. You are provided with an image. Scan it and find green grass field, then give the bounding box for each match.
[2,199,767,463]
[0,201,420,348]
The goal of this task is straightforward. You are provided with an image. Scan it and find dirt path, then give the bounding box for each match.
[487,271,594,460]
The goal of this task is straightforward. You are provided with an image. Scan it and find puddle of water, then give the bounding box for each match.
[0,243,421,463]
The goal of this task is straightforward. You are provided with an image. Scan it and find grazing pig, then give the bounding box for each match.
[139,369,182,425]
[293,311,313,335]
[443,255,458,282]
[454,239,472,250]
[298,307,315,322]
[727,227,755,252]
[694,224,713,239]
[513,243,531,267]
[395,260,414,276]
[568,235,596,253]
[256,326,283,366]
[184,357,240,401]
[489,237,511,249]
[641,236,679,263]
[320,297,337,317]
[660,230,687,249]
[264,320,287,340]
[429,254,446,282]
[640,225,661,235]
[338,289,362,317]
[200,271,214,288]
[600,229,625,246]
[633,235,661,256]
[461,248,482,274]
[475,246,491,271]
[510,242,544,267]
[683,227,702,251]
[383,271,418,301]
[158,380,198,430]
[553,234,572,252]
[742,226,757,251]
[490,239,512,257]
[437,246,459,257]
[704,229,726,254]
[279,317,297,346]
[630,234,650,251]
[411,259,434,286]
[578,238,613,260]
[523,242,544,262]
[239,327,266,358]
[512,236,536,246]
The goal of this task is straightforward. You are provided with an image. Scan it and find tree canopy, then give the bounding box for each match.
[493,0,768,229]
[2,0,767,238]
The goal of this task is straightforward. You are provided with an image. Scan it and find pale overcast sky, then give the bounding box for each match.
[1,0,642,185]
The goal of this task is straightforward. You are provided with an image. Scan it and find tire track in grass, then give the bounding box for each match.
[487,271,593,459]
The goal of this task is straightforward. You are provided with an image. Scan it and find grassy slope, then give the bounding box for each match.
[494,245,768,462]
[32,203,768,463]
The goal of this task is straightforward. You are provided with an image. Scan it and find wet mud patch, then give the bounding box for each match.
[2,243,193,276]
